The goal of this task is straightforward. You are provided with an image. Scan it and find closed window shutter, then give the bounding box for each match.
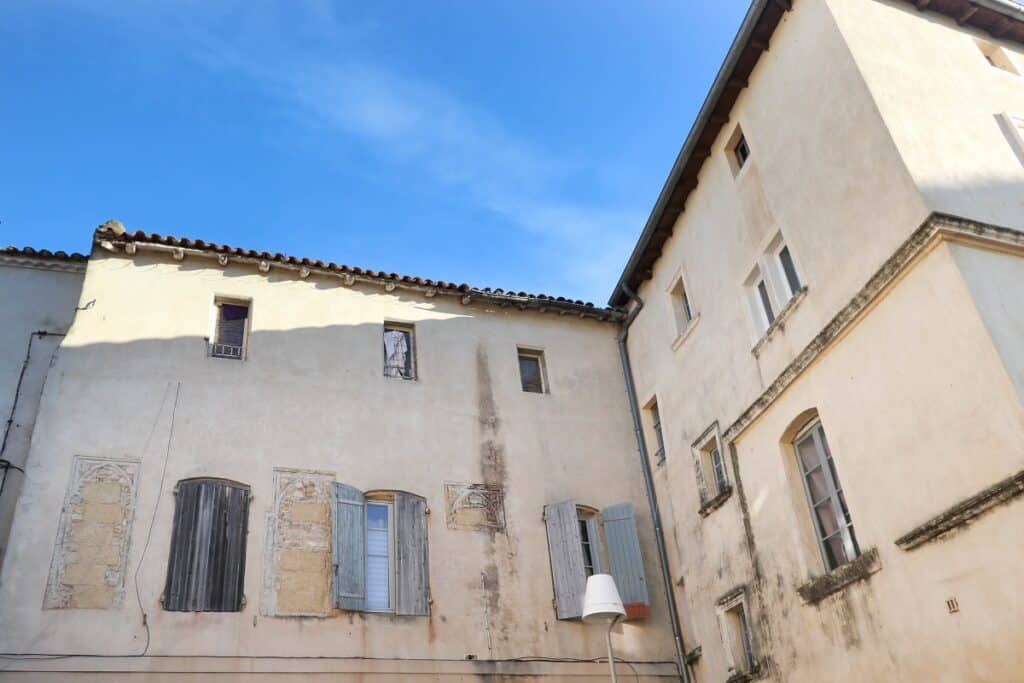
[332,482,366,611]
[601,502,650,620]
[164,478,250,612]
[394,492,430,616]
[544,499,586,620]
[216,304,248,347]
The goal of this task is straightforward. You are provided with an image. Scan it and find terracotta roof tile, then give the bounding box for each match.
[2,245,88,262]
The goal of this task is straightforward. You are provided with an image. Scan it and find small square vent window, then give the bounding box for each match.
[977,39,1019,75]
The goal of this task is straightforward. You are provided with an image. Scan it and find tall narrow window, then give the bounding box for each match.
[332,486,430,616]
[212,300,249,360]
[678,283,693,325]
[650,400,666,464]
[696,425,730,504]
[719,596,755,675]
[383,323,415,380]
[518,348,546,393]
[365,501,392,611]
[164,478,250,612]
[578,513,601,577]
[795,421,859,571]
[777,245,802,297]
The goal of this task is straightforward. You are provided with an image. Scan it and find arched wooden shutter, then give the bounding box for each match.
[395,492,430,616]
[601,502,650,620]
[332,482,366,611]
[544,499,586,620]
[163,478,250,612]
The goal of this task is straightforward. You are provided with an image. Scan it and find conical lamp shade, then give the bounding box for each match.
[582,573,626,623]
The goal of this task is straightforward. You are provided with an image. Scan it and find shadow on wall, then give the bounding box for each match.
[0,308,666,663]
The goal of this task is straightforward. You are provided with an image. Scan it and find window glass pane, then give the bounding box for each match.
[814,500,840,537]
[579,519,595,576]
[778,246,801,294]
[365,504,390,610]
[519,355,543,393]
[711,448,728,492]
[795,434,819,473]
[823,534,847,570]
[757,280,775,325]
[383,328,413,379]
[805,466,828,504]
[680,287,693,323]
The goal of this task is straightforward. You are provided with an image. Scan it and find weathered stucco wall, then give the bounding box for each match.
[831,0,1024,232]
[0,248,676,679]
[0,259,84,566]
[732,240,1024,681]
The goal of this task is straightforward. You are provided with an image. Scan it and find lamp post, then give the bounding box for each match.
[582,573,627,683]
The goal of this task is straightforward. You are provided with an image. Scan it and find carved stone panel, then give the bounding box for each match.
[444,482,505,532]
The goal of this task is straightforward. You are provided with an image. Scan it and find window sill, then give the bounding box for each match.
[751,286,808,358]
[796,547,881,605]
[698,486,733,517]
[670,314,701,352]
[726,662,765,683]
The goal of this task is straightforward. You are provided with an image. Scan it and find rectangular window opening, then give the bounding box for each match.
[650,401,666,464]
[383,324,415,380]
[757,279,775,326]
[795,421,860,572]
[724,601,754,674]
[977,39,1020,75]
[365,501,393,611]
[212,300,250,360]
[778,245,802,297]
[518,348,546,393]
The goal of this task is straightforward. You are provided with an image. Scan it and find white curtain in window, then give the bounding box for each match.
[383,329,410,378]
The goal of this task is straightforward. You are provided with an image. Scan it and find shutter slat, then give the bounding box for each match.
[601,502,651,620]
[333,483,366,611]
[544,499,586,620]
[395,492,430,616]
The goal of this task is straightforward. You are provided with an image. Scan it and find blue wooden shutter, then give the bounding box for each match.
[332,482,366,611]
[394,492,430,616]
[601,502,651,620]
[544,499,586,620]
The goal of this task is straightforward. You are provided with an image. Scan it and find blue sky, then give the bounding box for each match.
[2,1,749,304]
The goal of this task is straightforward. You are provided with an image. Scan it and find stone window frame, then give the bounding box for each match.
[666,265,701,351]
[643,394,668,467]
[383,321,417,381]
[693,422,732,516]
[715,586,758,680]
[742,230,809,350]
[726,123,752,177]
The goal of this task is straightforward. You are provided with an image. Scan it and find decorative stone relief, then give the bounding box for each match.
[444,482,505,532]
[44,456,140,609]
[261,468,334,617]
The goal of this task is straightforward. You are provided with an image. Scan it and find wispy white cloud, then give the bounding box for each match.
[56,1,640,302]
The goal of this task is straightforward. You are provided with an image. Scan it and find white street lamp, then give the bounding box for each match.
[582,573,627,683]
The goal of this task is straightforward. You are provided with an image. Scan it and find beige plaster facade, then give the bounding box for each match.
[3,1,1024,681]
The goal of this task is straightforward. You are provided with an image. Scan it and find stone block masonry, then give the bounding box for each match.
[261,468,335,617]
[43,457,140,609]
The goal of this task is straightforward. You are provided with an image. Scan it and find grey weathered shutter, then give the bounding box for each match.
[332,482,366,611]
[394,492,430,616]
[601,502,651,620]
[164,478,250,612]
[544,499,586,620]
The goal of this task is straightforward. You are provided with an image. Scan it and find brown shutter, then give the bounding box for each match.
[163,478,250,612]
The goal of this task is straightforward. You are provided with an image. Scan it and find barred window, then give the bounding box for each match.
[212,301,249,360]
[383,324,415,380]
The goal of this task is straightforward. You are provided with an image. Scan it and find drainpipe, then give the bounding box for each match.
[616,285,691,683]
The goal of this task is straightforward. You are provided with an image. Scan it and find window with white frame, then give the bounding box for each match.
[745,233,805,339]
[694,424,729,503]
[717,590,755,676]
[793,420,860,572]
[669,274,695,332]
[383,323,415,380]
[211,298,250,360]
[1000,112,1024,161]
[577,508,602,577]
[365,501,393,610]
[518,347,546,393]
[648,399,667,465]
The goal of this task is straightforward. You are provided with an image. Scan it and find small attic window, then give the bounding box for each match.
[727,124,751,175]
[977,39,1019,75]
